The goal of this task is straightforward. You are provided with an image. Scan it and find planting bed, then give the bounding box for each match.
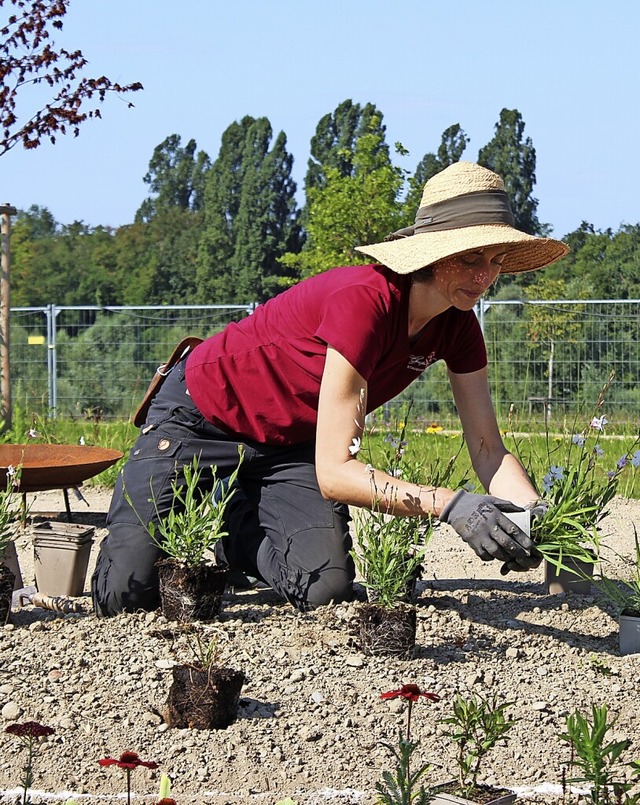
[0,488,639,804]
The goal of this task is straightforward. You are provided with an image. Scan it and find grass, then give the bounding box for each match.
[1,408,639,500]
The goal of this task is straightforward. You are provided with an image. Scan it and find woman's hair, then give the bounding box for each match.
[410,266,435,284]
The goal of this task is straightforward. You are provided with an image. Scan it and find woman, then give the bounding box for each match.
[91,161,569,616]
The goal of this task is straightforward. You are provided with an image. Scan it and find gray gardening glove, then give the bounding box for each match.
[500,499,549,575]
[526,499,550,522]
[440,490,536,569]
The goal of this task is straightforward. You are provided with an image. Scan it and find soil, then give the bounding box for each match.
[1,487,640,805]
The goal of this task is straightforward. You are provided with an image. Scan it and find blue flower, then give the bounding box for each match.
[572,434,586,447]
[632,451,640,468]
[617,455,628,469]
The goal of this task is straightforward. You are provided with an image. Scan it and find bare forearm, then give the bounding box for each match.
[478,450,540,506]
[318,459,456,518]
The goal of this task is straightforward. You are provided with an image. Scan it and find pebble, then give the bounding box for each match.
[155,658,175,669]
[344,656,363,667]
[1,701,21,720]
[505,647,521,659]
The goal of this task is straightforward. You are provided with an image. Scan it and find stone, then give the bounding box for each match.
[2,701,22,720]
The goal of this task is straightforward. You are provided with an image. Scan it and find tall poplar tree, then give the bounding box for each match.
[478,108,543,235]
[403,123,469,222]
[196,116,300,304]
[304,99,389,193]
[282,115,404,278]
[135,134,211,222]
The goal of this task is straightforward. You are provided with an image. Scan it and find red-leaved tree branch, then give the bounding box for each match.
[0,0,143,157]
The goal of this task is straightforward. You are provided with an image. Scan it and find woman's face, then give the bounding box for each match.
[429,246,506,310]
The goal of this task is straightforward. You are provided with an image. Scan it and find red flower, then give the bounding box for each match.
[380,684,440,703]
[99,751,159,770]
[5,721,55,739]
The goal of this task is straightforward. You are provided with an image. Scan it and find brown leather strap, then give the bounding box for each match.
[132,336,204,427]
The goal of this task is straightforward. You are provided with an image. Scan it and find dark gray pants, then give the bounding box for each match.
[91,359,354,616]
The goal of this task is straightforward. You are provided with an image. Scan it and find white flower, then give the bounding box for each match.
[79,436,86,446]
[632,450,640,468]
[590,415,608,431]
[364,464,374,477]
[6,465,16,477]
[28,428,40,439]
[348,437,361,456]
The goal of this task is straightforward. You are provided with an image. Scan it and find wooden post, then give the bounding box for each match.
[0,204,16,430]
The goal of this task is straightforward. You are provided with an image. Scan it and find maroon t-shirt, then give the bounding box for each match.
[185,264,487,446]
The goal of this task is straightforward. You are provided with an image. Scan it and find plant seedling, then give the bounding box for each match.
[439,693,516,799]
[560,704,638,805]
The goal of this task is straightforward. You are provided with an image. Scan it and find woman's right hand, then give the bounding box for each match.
[439,489,538,569]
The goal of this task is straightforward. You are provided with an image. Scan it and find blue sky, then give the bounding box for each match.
[2,0,639,239]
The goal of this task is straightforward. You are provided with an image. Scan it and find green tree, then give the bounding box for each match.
[0,0,142,156]
[135,134,211,222]
[282,116,404,278]
[403,123,469,223]
[478,108,544,236]
[196,116,300,303]
[304,99,388,193]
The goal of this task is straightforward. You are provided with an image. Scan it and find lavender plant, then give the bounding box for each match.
[351,401,464,607]
[127,450,243,567]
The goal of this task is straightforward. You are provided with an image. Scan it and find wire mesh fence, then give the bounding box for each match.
[8,299,640,427]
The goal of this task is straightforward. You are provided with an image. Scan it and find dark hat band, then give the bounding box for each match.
[385,189,515,242]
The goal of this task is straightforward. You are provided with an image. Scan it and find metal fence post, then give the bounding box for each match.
[47,304,58,417]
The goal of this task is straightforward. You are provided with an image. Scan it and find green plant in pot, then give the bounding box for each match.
[522,382,638,594]
[144,450,243,623]
[164,629,246,730]
[595,531,640,655]
[352,487,425,659]
[352,409,465,658]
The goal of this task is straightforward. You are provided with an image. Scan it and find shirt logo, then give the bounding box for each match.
[407,352,436,373]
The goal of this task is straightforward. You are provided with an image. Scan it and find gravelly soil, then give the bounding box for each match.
[1,488,640,805]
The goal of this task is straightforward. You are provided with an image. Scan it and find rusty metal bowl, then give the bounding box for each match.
[0,444,124,492]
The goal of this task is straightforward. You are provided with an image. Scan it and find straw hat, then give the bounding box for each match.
[355,161,569,275]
